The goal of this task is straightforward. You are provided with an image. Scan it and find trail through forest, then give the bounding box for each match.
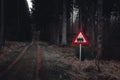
[0,42,120,80]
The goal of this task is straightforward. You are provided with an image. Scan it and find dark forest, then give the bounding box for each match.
[0,0,120,80]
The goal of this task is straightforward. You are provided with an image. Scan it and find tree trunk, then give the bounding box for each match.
[95,0,103,72]
[79,6,82,29]
[0,0,4,46]
[61,1,67,45]
[56,16,62,45]
[55,25,60,45]
[97,0,103,57]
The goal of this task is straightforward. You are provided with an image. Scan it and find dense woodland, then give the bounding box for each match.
[0,0,120,60]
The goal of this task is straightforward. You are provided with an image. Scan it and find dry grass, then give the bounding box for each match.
[0,41,26,65]
[45,47,120,80]
[41,44,120,80]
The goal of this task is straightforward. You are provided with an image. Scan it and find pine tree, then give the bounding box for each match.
[0,0,4,46]
[61,0,67,45]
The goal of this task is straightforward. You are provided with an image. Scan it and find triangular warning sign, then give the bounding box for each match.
[72,29,89,45]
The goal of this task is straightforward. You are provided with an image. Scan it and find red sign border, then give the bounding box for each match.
[72,29,89,45]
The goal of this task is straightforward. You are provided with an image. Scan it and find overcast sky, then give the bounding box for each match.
[26,0,33,13]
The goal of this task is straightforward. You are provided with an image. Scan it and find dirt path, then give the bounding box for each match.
[0,43,31,77]
[9,45,36,80]
[0,43,44,80]
[36,45,42,80]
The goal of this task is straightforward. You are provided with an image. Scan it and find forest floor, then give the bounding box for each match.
[39,41,120,80]
[0,41,120,80]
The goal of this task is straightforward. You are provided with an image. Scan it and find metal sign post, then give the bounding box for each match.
[72,29,89,61]
[79,44,82,61]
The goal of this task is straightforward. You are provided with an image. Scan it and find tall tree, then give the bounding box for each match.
[61,0,67,45]
[97,0,103,57]
[0,0,4,46]
[95,0,103,72]
[18,0,31,41]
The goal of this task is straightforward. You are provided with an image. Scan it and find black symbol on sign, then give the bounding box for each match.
[77,38,83,42]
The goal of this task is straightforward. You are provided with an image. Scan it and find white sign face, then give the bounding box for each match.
[74,33,87,43]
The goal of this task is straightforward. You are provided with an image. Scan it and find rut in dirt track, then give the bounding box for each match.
[0,44,43,80]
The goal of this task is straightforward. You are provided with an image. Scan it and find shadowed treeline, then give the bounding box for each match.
[0,0,120,60]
